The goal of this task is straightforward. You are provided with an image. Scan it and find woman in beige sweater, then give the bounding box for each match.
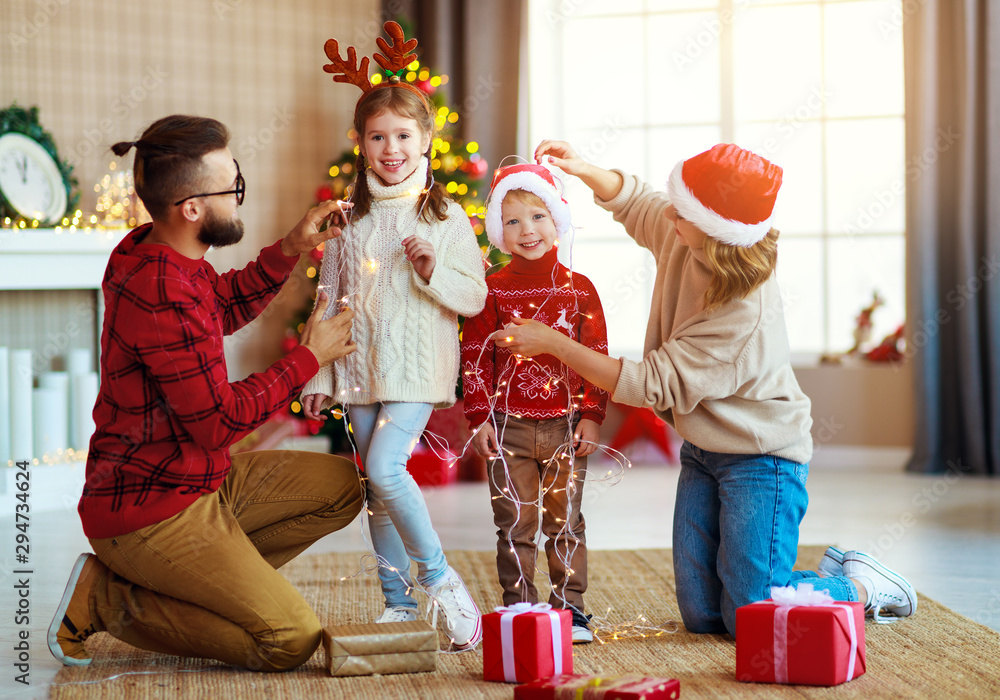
[497,141,917,636]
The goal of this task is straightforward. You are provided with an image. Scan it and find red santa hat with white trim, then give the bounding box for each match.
[667,143,783,247]
[485,163,572,254]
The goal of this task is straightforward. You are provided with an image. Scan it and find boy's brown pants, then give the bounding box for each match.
[487,415,588,613]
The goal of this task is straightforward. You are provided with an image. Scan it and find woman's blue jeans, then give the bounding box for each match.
[673,441,857,636]
[349,402,448,609]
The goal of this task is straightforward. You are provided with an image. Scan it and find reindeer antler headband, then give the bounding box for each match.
[323,21,425,100]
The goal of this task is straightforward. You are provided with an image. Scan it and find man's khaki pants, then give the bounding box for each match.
[487,415,588,613]
[86,450,363,671]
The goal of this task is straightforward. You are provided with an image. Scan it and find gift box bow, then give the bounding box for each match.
[767,583,859,684]
[495,602,566,683]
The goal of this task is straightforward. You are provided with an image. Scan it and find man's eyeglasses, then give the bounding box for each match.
[174,160,246,206]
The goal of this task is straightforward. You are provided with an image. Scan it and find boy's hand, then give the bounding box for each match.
[402,235,436,282]
[281,200,353,257]
[300,292,357,366]
[472,422,500,459]
[302,394,331,421]
[534,140,588,177]
[573,418,600,457]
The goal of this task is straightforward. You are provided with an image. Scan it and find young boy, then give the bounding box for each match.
[461,163,609,643]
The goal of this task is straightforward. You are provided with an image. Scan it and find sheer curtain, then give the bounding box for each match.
[904,0,1000,475]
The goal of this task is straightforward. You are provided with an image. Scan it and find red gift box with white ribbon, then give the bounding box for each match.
[405,443,458,487]
[514,674,681,699]
[482,602,573,684]
[736,583,866,686]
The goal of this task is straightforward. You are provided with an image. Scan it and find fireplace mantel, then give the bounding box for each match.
[0,227,130,291]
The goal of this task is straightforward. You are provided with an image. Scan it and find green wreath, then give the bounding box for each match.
[0,103,79,224]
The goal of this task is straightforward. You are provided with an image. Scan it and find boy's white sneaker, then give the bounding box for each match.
[426,566,482,650]
[375,606,418,624]
[818,546,845,577]
[570,608,594,644]
[843,550,917,622]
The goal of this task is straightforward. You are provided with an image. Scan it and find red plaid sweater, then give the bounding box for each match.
[79,225,318,538]
[461,247,609,428]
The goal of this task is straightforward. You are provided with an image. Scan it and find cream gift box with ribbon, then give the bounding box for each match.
[322,620,438,676]
[735,582,866,686]
[483,602,573,684]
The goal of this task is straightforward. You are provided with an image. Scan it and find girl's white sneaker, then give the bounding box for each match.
[427,566,482,650]
[375,606,418,624]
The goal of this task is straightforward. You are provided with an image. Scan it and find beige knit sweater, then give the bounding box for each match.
[302,159,488,408]
[599,171,813,465]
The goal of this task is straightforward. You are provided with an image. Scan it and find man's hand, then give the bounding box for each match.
[402,235,436,283]
[471,422,500,459]
[573,418,600,457]
[301,393,332,421]
[281,200,353,257]
[300,292,357,366]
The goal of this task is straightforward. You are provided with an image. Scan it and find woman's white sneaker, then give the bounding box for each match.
[426,566,482,650]
[843,550,917,622]
[818,545,845,577]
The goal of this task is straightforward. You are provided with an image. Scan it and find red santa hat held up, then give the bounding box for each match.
[668,144,782,247]
[485,163,572,254]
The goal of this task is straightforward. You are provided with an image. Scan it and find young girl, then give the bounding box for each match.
[498,141,918,635]
[301,25,488,649]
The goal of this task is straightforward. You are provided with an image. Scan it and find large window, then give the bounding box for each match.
[524,0,905,359]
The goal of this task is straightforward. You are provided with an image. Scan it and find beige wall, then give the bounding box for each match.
[1,0,381,375]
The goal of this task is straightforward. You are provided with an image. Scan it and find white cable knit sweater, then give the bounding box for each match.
[301,159,488,408]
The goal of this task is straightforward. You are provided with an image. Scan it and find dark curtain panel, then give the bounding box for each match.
[387,0,523,173]
[904,0,1000,475]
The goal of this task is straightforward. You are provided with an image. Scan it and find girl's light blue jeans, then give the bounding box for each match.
[673,441,858,636]
[349,402,449,609]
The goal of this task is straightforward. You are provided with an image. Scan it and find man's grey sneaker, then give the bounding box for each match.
[843,550,917,622]
[570,608,593,644]
[818,545,846,577]
[426,566,482,650]
[375,606,418,624]
[48,553,102,666]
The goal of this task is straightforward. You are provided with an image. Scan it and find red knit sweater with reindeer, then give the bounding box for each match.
[461,247,609,427]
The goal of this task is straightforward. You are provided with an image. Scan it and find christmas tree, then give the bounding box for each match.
[285,58,507,442]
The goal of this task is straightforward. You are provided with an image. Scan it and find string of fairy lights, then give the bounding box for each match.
[304,90,654,641]
[5,58,668,649]
[284,57,674,645]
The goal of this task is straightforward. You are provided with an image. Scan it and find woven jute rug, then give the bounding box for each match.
[51,546,1000,699]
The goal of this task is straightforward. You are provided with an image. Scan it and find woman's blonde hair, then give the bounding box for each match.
[350,85,450,222]
[701,227,779,311]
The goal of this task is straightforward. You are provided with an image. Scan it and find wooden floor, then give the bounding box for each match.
[3,445,999,698]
